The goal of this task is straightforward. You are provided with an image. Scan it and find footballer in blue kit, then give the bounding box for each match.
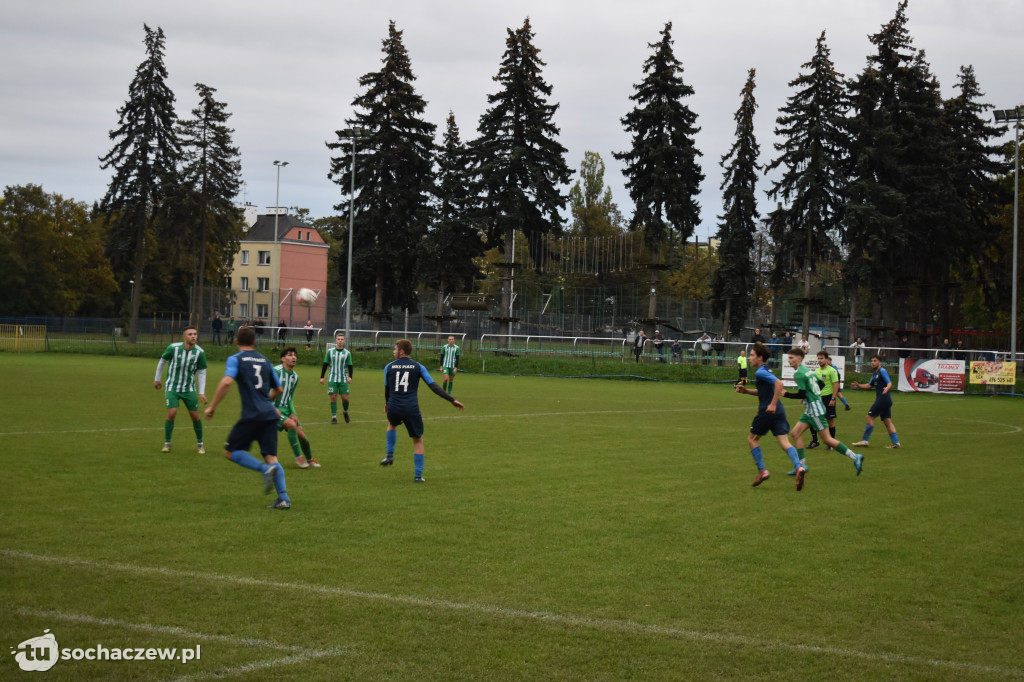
[734,342,806,490]
[380,339,465,482]
[850,354,901,449]
[204,326,292,509]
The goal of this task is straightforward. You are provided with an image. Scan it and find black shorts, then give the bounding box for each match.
[387,407,425,439]
[823,399,838,420]
[868,399,893,420]
[226,418,279,456]
[750,411,791,438]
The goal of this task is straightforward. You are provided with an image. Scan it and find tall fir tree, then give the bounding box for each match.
[418,113,484,329]
[765,31,848,339]
[98,24,179,342]
[173,83,244,324]
[471,18,573,337]
[712,69,760,338]
[614,22,703,323]
[327,21,436,325]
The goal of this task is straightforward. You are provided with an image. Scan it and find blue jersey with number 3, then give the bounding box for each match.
[384,359,435,412]
[225,350,281,422]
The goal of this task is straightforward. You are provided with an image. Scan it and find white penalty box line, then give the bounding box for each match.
[11,606,348,682]
[3,549,1021,678]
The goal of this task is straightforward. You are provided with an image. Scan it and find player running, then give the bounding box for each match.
[205,326,291,509]
[153,326,208,454]
[380,339,465,482]
[320,333,353,423]
[439,335,461,394]
[783,348,864,476]
[850,354,902,449]
[734,343,806,491]
[275,347,319,469]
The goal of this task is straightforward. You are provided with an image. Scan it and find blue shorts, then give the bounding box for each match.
[750,411,791,438]
[868,399,893,420]
[387,407,425,439]
[226,418,279,456]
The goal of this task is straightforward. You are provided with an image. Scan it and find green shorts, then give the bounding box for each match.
[277,405,297,430]
[442,366,457,375]
[165,390,199,412]
[327,381,350,396]
[799,412,828,433]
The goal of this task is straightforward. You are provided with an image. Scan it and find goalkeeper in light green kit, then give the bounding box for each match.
[275,347,319,468]
[320,333,353,423]
[782,347,863,476]
[153,326,208,454]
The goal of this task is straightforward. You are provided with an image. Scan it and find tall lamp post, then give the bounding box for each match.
[994,106,1021,360]
[340,128,363,341]
[272,160,289,328]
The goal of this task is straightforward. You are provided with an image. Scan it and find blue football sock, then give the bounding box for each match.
[840,396,849,407]
[750,446,766,471]
[230,451,265,471]
[863,424,874,441]
[386,430,397,456]
[414,453,425,477]
[890,432,899,444]
[786,446,801,468]
[272,463,287,497]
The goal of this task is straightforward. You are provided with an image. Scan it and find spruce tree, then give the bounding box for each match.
[98,24,179,342]
[327,21,436,324]
[614,22,703,323]
[471,18,572,337]
[765,31,848,339]
[418,113,484,329]
[712,69,760,338]
[173,83,244,324]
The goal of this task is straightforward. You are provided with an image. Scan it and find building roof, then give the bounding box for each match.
[244,213,316,242]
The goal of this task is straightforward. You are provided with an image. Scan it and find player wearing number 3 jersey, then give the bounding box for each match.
[380,339,464,482]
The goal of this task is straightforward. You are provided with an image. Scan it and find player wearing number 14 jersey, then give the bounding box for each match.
[380,339,464,482]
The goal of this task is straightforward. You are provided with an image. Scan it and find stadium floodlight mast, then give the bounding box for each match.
[993,106,1022,360]
[272,160,289,328]
[340,127,364,341]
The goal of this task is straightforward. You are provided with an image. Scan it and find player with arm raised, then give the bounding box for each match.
[734,343,806,491]
[320,333,353,423]
[154,326,208,454]
[205,326,291,509]
[380,339,465,482]
[275,347,318,469]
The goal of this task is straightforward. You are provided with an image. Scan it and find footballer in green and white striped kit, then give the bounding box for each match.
[275,347,318,468]
[320,333,353,423]
[783,347,863,476]
[440,335,461,394]
[153,326,208,453]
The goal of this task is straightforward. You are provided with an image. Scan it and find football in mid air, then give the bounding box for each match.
[296,288,318,307]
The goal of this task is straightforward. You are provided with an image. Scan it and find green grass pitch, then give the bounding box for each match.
[2,353,1022,680]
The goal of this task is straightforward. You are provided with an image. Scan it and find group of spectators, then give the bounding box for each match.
[209,313,319,350]
[632,328,729,365]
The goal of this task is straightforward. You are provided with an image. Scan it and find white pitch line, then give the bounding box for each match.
[168,649,341,682]
[3,549,1021,678]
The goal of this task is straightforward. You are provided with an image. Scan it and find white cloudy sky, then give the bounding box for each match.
[1,0,1019,239]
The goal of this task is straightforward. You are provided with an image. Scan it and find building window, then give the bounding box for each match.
[241,250,250,265]
[306,231,311,241]
[258,250,271,265]
[256,304,269,318]
[240,277,249,292]
[239,304,248,318]
[257,277,270,292]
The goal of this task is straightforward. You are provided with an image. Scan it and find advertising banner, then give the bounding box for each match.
[781,354,846,388]
[968,361,1017,386]
[896,358,965,394]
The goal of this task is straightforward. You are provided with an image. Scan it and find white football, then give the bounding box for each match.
[296,288,318,307]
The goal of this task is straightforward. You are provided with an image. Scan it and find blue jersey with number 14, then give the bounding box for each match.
[384,359,436,412]
[225,350,281,422]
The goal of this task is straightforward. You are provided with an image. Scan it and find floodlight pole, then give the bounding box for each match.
[272,160,289,328]
[994,107,1021,361]
[342,128,363,341]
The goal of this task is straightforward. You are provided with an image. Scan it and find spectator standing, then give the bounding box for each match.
[211,313,223,346]
[652,329,665,362]
[633,330,646,363]
[670,339,682,364]
[714,333,726,366]
[851,337,866,372]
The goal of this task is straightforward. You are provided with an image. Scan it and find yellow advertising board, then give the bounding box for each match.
[968,361,1017,385]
